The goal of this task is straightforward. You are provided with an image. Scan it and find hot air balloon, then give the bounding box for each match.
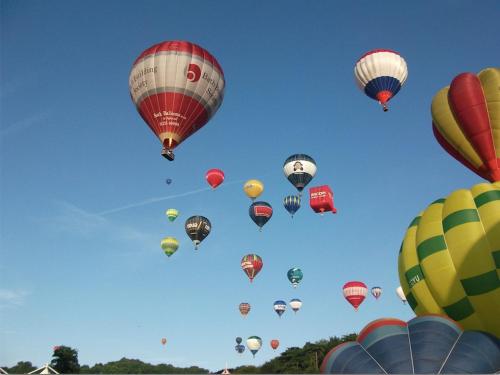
[241,254,263,283]
[206,168,225,189]
[249,201,273,230]
[273,300,287,318]
[235,344,245,354]
[246,336,262,357]
[289,298,303,313]
[235,337,242,345]
[354,49,408,112]
[239,302,251,317]
[283,154,317,194]
[343,281,368,311]
[185,216,211,249]
[129,41,225,161]
[398,182,500,337]
[310,185,337,214]
[161,338,167,346]
[396,286,407,304]
[243,179,264,201]
[161,237,179,257]
[287,268,303,288]
[432,68,500,182]
[320,315,500,374]
[270,339,280,350]
[371,286,382,300]
[283,195,301,218]
[166,178,172,185]
[165,208,179,223]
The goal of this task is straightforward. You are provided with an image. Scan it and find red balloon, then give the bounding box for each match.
[206,168,225,189]
[342,281,368,311]
[270,339,280,350]
[241,254,263,283]
[309,185,337,214]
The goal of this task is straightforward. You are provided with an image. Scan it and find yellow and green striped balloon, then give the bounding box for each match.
[165,208,179,223]
[398,182,500,337]
[161,237,179,257]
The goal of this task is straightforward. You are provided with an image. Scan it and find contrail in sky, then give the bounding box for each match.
[97,178,247,216]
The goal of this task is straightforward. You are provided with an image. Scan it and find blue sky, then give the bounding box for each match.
[1,0,499,372]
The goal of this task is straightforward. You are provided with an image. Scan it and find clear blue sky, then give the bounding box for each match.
[1,0,499,372]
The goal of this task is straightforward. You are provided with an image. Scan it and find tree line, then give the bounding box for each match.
[2,334,356,374]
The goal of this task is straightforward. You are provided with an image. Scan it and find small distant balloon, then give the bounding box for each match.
[241,254,263,283]
[396,286,407,304]
[236,337,242,345]
[165,208,179,222]
[161,237,179,257]
[371,286,382,300]
[185,216,211,250]
[243,179,264,201]
[283,195,301,218]
[249,201,273,231]
[206,168,225,189]
[343,281,368,311]
[239,302,251,317]
[289,298,302,313]
[235,344,245,354]
[161,338,167,346]
[273,300,287,318]
[166,178,172,185]
[270,339,280,350]
[246,336,262,357]
[287,267,303,288]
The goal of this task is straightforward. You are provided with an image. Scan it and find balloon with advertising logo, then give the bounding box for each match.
[287,267,303,288]
[283,154,317,194]
[241,254,263,283]
[273,300,287,318]
[129,40,225,161]
[249,201,273,231]
[185,216,211,250]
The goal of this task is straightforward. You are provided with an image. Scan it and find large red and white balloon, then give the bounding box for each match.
[129,41,225,160]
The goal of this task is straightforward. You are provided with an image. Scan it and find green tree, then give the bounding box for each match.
[5,361,36,374]
[51,346,80,374]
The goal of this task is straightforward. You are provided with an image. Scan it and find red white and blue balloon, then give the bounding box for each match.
[354,49,408,112]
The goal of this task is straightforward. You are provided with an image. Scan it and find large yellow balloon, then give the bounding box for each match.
[398,182,500,337]
[243,179,264,201]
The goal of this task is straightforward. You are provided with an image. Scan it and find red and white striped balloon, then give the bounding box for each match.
[129,41,225,160]
[343,281,368,311]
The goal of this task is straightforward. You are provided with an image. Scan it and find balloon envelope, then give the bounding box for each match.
[239,302,251,317]
[246,336,262,357]
[241,254,263,282]
[371,286,382,299]
[235,337,242,345]
[249,201,273,230]
[206,168,225,189]
[431,68,500,182]
[283,154,317,193]
[320,315,500,374]
[165,208,179,222]
[235,344,245,354]
[283,195,301,217]
[129,41,225,160]
[161,237,179,257]
[354,49,408,111]
[289,298,303,313]
[398,182,500,337]
[161,338,167,345]
[273,300,287,317]
[243,179,264,200]
[166,178,172,185]
[185,216,211,249]
[343,281,368,310]
[270,339,280,350]
[287,268,303,288]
